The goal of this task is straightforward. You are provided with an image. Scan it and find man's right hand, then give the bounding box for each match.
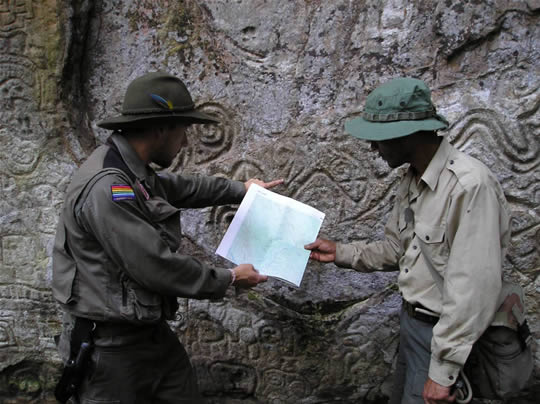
[232,264,268,288]
[304,238,337,263]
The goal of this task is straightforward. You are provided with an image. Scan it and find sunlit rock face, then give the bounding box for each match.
[1,1,538,402]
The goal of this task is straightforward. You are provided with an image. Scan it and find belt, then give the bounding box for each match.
[402,299,439,325]
[92,320,161,338]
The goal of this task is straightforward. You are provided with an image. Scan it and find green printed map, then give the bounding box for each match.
[216,185,325,286]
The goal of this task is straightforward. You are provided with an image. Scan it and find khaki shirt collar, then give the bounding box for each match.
[109,133,151,182]
[417,137,453,191]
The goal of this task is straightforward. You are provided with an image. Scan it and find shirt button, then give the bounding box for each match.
[450,160,454,165]
[425,235,430,241]
[404,268,409,273]
[449,375,454,380]
[413,245,418,250]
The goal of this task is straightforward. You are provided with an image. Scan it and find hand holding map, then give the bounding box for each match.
[216,184,325,287]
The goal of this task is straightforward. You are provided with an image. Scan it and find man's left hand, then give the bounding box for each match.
[244,178,284,191]
[423,378,456,403]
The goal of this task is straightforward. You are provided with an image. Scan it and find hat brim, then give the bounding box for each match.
[97,109,219,130]
[345,116,448,141]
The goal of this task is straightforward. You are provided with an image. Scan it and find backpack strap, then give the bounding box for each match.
[491,281,526,329]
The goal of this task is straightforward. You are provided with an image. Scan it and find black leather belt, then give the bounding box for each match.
[402,299,439,325]
[92,320,161,338]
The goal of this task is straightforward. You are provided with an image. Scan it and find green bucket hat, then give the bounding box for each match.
[345,77,449,141]
[97,72,219,130]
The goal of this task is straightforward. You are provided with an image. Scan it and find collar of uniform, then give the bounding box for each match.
[109,133,150,182]
[418,137,452,191]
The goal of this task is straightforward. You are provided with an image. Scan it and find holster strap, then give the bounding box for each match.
[69,317,95,357]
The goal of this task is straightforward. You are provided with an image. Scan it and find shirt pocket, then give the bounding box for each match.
[119,273,162,323]
[52,223,78,305]
[144,197,181,251]
[414,221,449,273]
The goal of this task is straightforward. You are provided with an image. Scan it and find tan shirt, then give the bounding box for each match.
[335,138,511,386]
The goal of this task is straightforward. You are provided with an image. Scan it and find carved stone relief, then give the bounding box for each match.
[0,3,69,402]
[0,0,538,402]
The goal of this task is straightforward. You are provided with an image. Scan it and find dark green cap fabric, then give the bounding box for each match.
[345,77,449,141]
[98,72,219,130]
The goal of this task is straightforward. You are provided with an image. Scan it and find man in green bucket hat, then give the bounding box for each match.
[52,71,283,403]
[306,77,511,403]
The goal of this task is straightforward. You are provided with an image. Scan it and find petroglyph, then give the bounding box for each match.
[1,1,539,402]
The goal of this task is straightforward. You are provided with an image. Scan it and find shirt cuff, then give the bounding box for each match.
[231,180,247,201]
[212,267,235,297]
[335,243,354,268]
[428,356,461,387]
[228,268,236,286]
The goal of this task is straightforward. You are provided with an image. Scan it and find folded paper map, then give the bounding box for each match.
[216,184,325,287]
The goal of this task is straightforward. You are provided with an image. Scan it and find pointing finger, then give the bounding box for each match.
[263,179,284,188]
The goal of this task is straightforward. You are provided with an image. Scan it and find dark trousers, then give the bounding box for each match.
[74,322,201,404]
[390,308,484,404]
[390,307,434,404]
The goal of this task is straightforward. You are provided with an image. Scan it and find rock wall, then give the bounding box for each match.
[0,0,538,402]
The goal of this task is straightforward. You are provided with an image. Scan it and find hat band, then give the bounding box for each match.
[122,104,195,115]
[362,109,436,122]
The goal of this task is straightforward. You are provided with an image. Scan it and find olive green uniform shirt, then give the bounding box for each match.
[52,133,245,323]
[335,138,510,387]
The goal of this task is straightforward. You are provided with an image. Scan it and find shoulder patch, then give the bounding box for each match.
[111,184,135,201]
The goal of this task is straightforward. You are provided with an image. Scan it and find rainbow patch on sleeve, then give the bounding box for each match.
[111,184,135,201]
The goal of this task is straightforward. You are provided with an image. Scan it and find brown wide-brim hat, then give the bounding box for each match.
[97,72,219,130]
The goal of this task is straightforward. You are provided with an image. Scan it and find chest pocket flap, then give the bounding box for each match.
[144,196,181,252]
[144,196,180,221]
[414,221,445,244]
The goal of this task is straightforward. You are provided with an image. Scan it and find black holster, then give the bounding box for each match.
[55,317,95,403]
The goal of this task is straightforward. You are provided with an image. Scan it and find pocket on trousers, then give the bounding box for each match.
[80,350,125,403]
[411,368,429,398]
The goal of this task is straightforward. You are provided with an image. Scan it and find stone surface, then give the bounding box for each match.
[0,0,538,402]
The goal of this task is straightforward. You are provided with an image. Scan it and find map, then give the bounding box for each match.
[216,184,325,287]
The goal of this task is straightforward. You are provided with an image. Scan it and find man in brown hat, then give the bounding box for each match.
[305,78,511,403]
[52,71,283,403]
